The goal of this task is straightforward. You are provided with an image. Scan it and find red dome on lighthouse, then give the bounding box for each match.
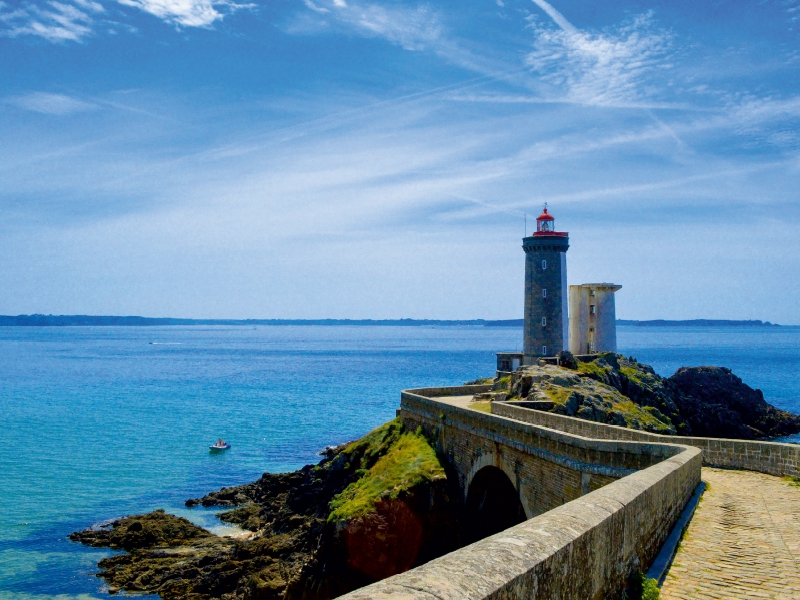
[533,204,569,236]
[533,205,567,236]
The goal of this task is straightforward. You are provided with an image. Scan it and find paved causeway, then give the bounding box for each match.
[662,467,800,600]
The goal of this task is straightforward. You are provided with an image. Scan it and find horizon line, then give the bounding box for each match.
[0,315,787,327]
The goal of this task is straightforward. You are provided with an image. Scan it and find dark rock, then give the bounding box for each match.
[68,509,214,552]
[564,392,580,416]
[611,412,627,427]
[666,366,800,439]
[517,375,534,398]
[558,350,578,370]
[502,355,799,439]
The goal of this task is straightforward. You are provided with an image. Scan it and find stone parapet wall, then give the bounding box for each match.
[339,390,702,600]
[401,390,685,477]
[495,401,800,477]
[411,384,492,398]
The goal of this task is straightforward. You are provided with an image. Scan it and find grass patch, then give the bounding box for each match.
[336,419,405,471]
[620,364,661,389]
[620,365,646,386]
[328,424,444,522]
[494,375,511,390]
[464,377,493,385]
[469,401,492,413]
[542,386,573,404]
[576,360,610,379]
[783,475,800,487]
[624,571,661,600]
[611,400,673,432]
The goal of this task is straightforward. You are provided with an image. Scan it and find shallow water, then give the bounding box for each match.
[1,324,798,598]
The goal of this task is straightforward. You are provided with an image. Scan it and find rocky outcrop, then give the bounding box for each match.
[667,366,800,439]
[70,420,460,600]
[501,356,677,434]
[69,509,218,551]
[493,353,800,440]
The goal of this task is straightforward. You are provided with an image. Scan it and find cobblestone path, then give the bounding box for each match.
[661,467,800,600]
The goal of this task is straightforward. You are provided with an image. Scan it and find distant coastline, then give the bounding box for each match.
[617,319,780,327]
[0,315,784,327]
[0,315,517,327]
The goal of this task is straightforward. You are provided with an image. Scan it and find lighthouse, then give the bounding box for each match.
[522,206,569,361]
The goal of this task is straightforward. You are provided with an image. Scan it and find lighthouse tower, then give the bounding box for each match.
[523,206,569,361]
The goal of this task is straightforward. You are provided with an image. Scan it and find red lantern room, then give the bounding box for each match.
[533,205,567,237]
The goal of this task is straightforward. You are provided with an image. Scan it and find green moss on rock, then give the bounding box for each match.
[543,386,573,404]
[493,375,512,391]
[328,422,445,522]
[464,377,493,385]
[506,362,678,434]
[576,360,612,379]
[624,571,660,600]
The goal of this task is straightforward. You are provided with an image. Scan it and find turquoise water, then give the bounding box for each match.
[1,324,799,598]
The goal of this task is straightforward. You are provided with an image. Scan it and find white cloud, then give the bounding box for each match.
[302,0,329,14]
[783,0,800,22]
[291,0,442,52]
[0,1,94,42]
[525,1,673,106]
[350,3,440,51]
[0,0,250,35]
[116,0,233,27]
[529,0,576,34]
[8,92,99,114]
[72,0,104,12]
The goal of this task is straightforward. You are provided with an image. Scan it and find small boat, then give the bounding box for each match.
[209,439,231,452]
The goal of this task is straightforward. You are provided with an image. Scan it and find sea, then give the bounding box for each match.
[1,324,799,599]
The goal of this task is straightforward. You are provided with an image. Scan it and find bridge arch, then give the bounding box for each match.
[464,453,530,542]
[465,452,533,519]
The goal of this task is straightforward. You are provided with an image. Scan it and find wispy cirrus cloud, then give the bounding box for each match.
[285,0,678,107]
[0,0,251,40]
[116,0,250,27]
[0,0,99,42]
[344,2,441,51]
[285,0,512,78]
[7,91,99,114]
[525,0,674,106]
[780,0,800,22]
[286,0,443,52]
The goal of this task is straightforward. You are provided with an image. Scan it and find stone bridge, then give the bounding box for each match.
[339,384,800,600]
[339,384,705,600]
[399,386,696,539]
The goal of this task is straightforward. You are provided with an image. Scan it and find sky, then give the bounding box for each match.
[1,0,799,322]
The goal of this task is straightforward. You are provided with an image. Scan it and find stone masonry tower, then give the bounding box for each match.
[523,206,569,361]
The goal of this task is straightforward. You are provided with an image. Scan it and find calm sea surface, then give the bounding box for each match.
[1,324,799,599]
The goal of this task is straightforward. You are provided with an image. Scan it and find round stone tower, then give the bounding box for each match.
[523,206,569,361]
